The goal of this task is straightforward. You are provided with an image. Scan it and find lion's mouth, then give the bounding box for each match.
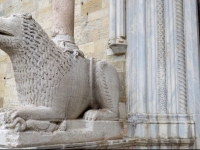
[0,30,14,37]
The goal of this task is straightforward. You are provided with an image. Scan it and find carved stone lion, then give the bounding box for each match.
[0,14,120,132]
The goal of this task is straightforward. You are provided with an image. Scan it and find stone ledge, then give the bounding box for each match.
[8,138,195,149]
[18,139,136,149]
[0,120,123,148]
[132,138,195,146]
[127,114,195,140]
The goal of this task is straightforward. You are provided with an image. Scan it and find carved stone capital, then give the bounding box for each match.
[108,0,126,55]
[108,38,127,55]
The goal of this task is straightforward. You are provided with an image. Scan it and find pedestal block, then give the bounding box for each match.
[0,120,123,148]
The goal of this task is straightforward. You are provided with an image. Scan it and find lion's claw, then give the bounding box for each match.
[84,109,118,121]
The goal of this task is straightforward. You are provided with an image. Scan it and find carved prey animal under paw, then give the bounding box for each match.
[0,13,120,132]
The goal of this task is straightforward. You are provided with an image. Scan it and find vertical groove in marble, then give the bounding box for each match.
[126,0,146,114]
[126,0,135,114]
[184,0,200,115]
[109,0,126,41]
[176,0,187,114]
[109,0,116,40]
[164,0,178,114]
[116,0,126,38]
[146,0,158,114]
[157,0,167,113]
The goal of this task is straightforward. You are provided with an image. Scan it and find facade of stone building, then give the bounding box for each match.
[0,0,200,149]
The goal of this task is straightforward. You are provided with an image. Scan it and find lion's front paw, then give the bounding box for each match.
[84,109,118,121]
[5,109,29,124]
[84,110,101,121]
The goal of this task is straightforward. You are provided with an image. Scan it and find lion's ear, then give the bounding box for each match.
[23,13,32,19]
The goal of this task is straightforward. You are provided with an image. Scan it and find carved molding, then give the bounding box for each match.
[128,114,195,140]
[175,0,187,114]
[157,0,167,113]
[0,13,121,134]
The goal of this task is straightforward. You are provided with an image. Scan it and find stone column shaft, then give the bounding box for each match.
[52,0,78,52]
[52,0,74,37]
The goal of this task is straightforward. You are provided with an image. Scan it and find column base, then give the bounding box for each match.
[127,114,195,148]
[52,34,78,51]
[123,138,194,149]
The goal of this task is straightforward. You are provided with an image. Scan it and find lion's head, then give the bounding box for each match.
[0,13,74,107]
[0,14,26,55]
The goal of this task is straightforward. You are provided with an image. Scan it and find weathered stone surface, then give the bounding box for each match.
[119,102,126,119]
[0,12,120,128]
[0,97,3,108]
[0,120,123,148]
[0,1,127,120]
[4,138,137,149]
[0,0,53,109]
[0,13,122,148]
[81,0,102,16]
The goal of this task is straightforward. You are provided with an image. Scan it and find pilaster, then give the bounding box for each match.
[126,0,198,148]
[184,0,200,148]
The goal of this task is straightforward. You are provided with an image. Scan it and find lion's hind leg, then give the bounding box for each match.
[84,60,120,121]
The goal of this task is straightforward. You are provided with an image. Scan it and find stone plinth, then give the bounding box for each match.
[127,114,195,148]
[8,139,137,149]
[0,120,123,148]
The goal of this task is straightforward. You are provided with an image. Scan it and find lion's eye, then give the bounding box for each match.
[0,30,14,36]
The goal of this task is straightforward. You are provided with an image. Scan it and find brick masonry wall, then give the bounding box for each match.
[0,0,126,111]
